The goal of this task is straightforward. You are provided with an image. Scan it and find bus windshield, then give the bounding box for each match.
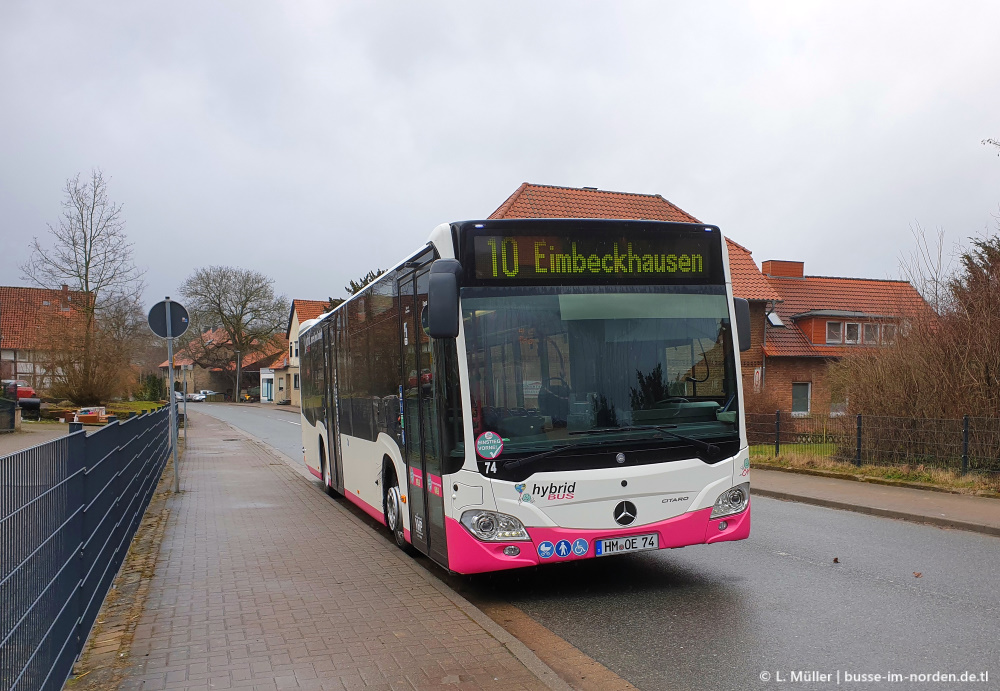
[462,284,739,465]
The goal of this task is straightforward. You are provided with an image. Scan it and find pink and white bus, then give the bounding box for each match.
[300,219,752,574]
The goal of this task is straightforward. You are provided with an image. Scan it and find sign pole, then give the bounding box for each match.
[166,297,180,493]
[148,296,189,494]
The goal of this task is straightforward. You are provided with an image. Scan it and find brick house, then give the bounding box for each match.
[488,182,929,417]
[0,284,89,392]
[759,260,928,415]
[159,327,288,400]
[488,183,779,399]
[265,299,328,406]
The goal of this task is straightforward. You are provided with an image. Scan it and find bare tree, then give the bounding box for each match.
[21,169,145,311]
[898,223,955,314]
[19,169,147,403]
[179,266,289,395]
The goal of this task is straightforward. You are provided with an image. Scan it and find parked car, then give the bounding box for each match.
[186,392,206,402]
[2,380,36,399]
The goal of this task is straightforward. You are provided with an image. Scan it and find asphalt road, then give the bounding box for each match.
[191,402,304,463]
[194,403,1000,690]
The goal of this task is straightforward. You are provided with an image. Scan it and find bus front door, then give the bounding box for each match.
[399,269,449,568]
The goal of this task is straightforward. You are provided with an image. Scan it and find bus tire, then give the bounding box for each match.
[319,437,335,497]
[384,468,413,553]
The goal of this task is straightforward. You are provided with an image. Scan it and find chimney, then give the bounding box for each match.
[762,260,804,278]
[61,284,69,307]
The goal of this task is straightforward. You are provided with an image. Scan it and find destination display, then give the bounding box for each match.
[471,232,714,282]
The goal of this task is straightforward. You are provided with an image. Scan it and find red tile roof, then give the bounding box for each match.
[726,239,780,302]
[294,299,328,323]
[764,274,930,358]
[267,355,289,371]
[490,183,701,223]
[489,183,778,301]
[287,299,329,338]
[159,329,288,370]
[0,285,90,351]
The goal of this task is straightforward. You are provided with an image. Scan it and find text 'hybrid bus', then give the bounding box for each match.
[300,219,752,574]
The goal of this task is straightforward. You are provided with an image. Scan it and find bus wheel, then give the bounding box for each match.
[384,472,411,552]
[319,438,335,497]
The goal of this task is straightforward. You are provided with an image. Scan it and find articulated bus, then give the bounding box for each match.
[300,218,752,574]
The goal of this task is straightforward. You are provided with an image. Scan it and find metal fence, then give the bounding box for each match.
[1,408,170,691]
[747,412,1000,475]
[0,399,13,434]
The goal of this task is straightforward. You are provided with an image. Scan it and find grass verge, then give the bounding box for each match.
[752,453,1000,497]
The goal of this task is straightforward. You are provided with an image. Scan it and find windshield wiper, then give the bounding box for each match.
[571,425,721,457]
[502,438,623,471]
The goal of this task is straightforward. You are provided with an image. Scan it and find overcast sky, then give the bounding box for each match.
[2,1,999,309]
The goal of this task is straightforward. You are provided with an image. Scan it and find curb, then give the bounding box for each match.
[205,413,573,691]
[751,487,1000,538]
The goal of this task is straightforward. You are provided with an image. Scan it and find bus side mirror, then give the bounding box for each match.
[427,259,462,338]
[734,298,752,352]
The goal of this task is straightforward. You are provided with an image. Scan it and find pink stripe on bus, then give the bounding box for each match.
[344,491,387,526]
[307,466,322,480]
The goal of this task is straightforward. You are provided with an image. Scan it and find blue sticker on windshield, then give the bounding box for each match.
[537,541,554,559]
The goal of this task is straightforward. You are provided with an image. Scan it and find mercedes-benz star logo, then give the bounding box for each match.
[613,500,637,526]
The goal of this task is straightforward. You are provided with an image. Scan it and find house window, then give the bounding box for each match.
[289,344,293,357]
[294,342,299,357]
[293,373,300,390]
[882,324,897,344]
[845,323,860,344]
[863,323,879,344]
[826,321,842,344]
[791,383,811,416]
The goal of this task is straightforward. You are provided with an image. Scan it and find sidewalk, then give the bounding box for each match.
[123,412,562,691]
[752,468,1000,537]
[0,421,70,456]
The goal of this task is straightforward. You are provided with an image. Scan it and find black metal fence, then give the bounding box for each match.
[747,412,1000,475]
[0,398,14,434]
[1,408,170,691]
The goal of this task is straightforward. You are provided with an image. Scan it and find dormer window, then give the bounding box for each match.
[826,321,842,344]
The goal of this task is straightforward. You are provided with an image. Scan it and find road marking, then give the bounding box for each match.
[287,421,301,426]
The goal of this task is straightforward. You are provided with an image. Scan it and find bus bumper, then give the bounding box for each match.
[444,499,750,575]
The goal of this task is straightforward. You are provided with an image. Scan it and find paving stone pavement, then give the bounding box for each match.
[122,414,552,691]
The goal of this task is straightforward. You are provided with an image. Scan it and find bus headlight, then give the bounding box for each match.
[710,482,749,519]
[460,510,531,541]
